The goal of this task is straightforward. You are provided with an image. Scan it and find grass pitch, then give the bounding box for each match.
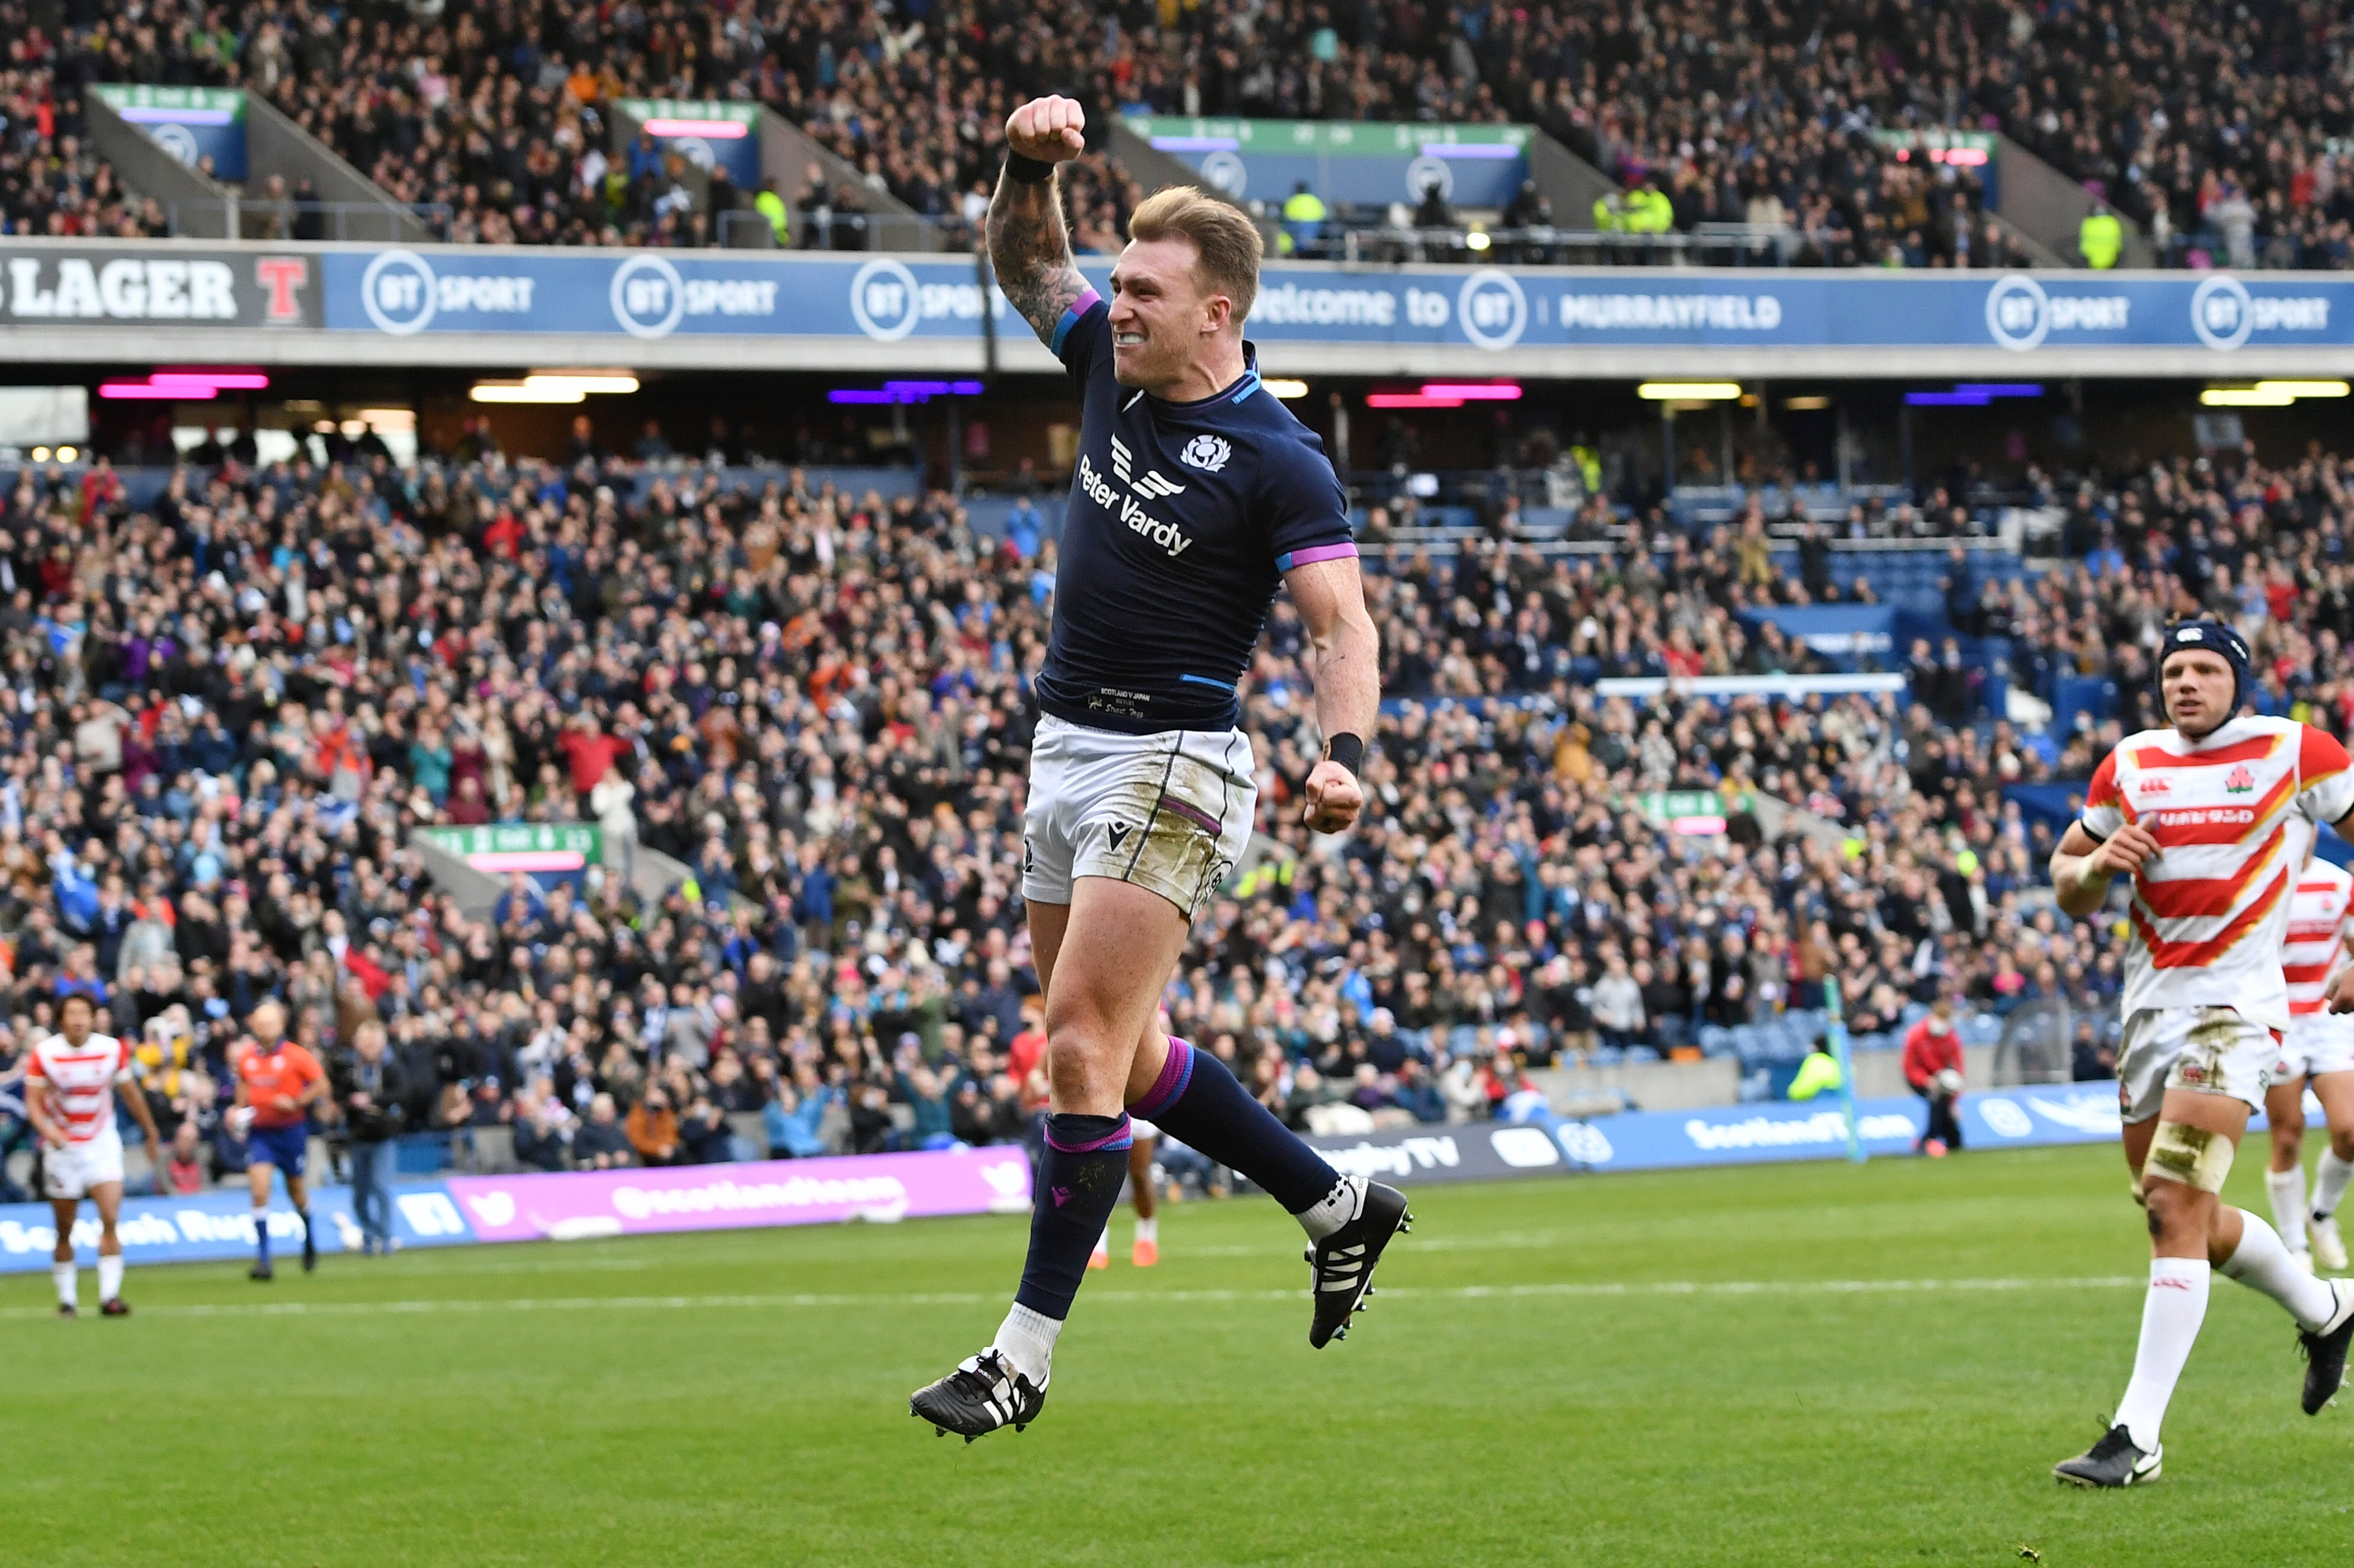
[10,1141,2354,1566]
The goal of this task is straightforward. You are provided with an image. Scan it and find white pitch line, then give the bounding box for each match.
[1,1275,2146,1322]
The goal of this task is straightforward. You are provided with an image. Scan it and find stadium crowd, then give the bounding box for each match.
[0,6,162,240]
[0,0,2338,265]
[0,418,2343,1195]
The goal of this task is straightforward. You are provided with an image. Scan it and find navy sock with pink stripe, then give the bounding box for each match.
[1013,1112,1133,1321]
[1132,1039,1340,1214]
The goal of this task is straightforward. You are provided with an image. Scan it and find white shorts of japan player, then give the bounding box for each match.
[40,1123,126,1200]
[2117,1005,2280,1123]
[1022,717,1256,921]
[2277,1012,2354,1081]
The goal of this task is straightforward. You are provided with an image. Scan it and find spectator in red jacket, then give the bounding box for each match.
[557,715,629,812]
[1902,994,1967,1157]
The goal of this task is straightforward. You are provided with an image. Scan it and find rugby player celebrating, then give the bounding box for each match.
[2049,622,2354,1487]
[912,96,1409,1441]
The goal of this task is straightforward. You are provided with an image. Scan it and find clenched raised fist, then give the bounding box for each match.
[1006,96,1087,163]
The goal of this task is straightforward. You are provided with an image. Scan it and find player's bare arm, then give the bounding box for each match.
[2049,818,2160,918]
[989,96,1091,347]
[2322,804,2354,1014]
[117,1071,163,1170]
[24,1078,65,1150]
[1286,553,1380,834]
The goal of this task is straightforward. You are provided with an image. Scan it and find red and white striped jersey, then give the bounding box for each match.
[2082,716,2354,1028]
[2281,853,2354,1017]
[24,1032,131,1147]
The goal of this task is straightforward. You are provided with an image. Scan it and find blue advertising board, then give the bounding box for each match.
[317,249,2354,359]
[1546,1085,2125,1174]
[0,1182,476,1273]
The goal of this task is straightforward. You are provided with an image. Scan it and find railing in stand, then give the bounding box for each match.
[162,199,452,242]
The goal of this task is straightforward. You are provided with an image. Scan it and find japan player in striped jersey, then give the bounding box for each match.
[2048,621,2354,1486]
[24,992,165,1317]
[2260,831,2354,1273]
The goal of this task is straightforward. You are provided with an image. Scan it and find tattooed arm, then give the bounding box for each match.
[989,95,1091,348]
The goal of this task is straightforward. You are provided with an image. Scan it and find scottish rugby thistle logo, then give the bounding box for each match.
[1180,434,1232,472]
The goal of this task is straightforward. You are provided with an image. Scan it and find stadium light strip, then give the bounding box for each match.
[472,383,584,404]
[471,372,639,403]
[643,118,748,138]
[828,381,985,404]
[100,383,207,400]
[1637,383,1741,400]
[1366,393,1465,408]
[524,372,639,394]
[1150,136,1242,152]
[1952,383,2042,397]
[2197,381,2348,406]
[99,369,270,399]
[1421,383,1521,400]
[1262,378,1310,398]
[150,372,270,390]
[119,107,235,125]
[1419,143,1521,159]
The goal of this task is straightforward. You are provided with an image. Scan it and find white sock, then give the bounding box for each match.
[98,1254,124,1304]
[51,1262,76,1311]
[1090,1226,1110,1258]
[1134,1215,1158,1245]
[2268,1164,2310,1250]
[2220,1209,2338,1331]
[992,1302,1062,1388]
[2114,1257,2209,1452]
[2316,1149,2354,1220]
[1296,1177,1365,1242]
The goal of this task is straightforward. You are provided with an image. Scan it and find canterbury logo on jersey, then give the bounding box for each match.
[1076,453,1196,559]
[1109,436,1189,499]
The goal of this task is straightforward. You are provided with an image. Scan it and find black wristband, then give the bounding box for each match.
[1005,153,1056,185]
[1324,733,1366,776]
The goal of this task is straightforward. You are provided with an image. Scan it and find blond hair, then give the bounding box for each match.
[1128,185,1263,325]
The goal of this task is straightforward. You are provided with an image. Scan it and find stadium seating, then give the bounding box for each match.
[3,412,2329,1182]
[11,0,2346,265]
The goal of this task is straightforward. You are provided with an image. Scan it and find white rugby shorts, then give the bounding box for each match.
[40,1126,125,1200]
[2118,1005,2278,1123]
[1023,716,1255,921]
[2277,1013,2354,1081]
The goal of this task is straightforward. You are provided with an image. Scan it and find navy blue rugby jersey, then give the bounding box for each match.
[1034,288,1355,736]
